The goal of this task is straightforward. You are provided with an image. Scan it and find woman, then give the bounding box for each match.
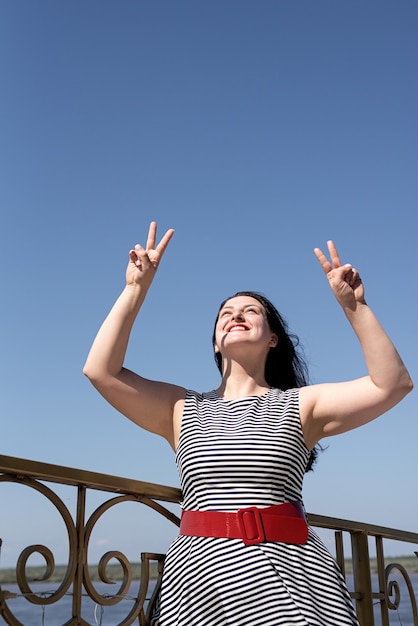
[84,222,412,626]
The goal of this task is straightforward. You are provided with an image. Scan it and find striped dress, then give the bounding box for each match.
[153,388,359,626]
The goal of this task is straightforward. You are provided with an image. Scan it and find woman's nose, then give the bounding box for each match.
[232,310,244,321]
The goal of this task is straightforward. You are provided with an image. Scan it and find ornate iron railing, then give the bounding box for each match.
[1,454,417,625]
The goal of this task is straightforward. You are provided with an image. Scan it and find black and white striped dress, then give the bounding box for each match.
[153,388,359,626]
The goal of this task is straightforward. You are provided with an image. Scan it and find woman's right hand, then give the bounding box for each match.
[127,221,175,287]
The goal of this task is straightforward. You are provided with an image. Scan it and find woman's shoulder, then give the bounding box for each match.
[270,386,300,399]
[184,389,221,403]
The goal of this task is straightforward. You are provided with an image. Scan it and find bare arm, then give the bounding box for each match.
[300,241,413,448]
[83,222,186,449]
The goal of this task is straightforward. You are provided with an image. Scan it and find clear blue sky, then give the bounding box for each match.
[1,1,417,568]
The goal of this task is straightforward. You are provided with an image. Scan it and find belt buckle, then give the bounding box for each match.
[237,506,265,546]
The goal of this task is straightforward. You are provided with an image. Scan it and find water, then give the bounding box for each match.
[0,581,149,626]
[1,575,417,625]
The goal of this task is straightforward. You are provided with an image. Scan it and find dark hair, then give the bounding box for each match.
[212,291,320,471]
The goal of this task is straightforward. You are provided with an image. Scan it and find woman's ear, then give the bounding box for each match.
[269,334,278,348]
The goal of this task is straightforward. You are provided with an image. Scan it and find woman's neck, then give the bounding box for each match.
[215,365,270,400]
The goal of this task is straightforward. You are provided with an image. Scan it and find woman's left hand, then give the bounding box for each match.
[314,240,365,309]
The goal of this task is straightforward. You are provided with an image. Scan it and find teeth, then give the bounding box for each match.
[229,326,246,331]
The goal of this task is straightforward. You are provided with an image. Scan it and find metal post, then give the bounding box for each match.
[72,484,86,622]
[351,531,374,625]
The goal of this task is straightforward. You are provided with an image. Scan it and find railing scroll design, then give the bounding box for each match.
[384,560,418,625]
[0,454,180,625]
[309,515,418,626]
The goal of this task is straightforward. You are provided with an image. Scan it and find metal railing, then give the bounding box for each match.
[1,454,417,625]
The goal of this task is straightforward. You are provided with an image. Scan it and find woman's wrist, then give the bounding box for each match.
[340,297,367,315]
[114,282,148,318]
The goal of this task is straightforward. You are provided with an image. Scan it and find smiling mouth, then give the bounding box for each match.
[228,324,248,332]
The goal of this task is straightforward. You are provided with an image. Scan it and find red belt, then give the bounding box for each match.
[180,501,308,546]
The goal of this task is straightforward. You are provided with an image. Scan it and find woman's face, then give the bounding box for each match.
[213,295,277,356]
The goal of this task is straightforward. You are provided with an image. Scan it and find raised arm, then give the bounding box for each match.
[83,222,186,449]
[300,241,413,449]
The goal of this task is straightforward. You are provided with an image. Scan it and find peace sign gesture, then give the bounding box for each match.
[127,221,175,287]
[314,240,365,309]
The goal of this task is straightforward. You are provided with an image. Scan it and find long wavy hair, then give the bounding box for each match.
[212,291,320,471]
